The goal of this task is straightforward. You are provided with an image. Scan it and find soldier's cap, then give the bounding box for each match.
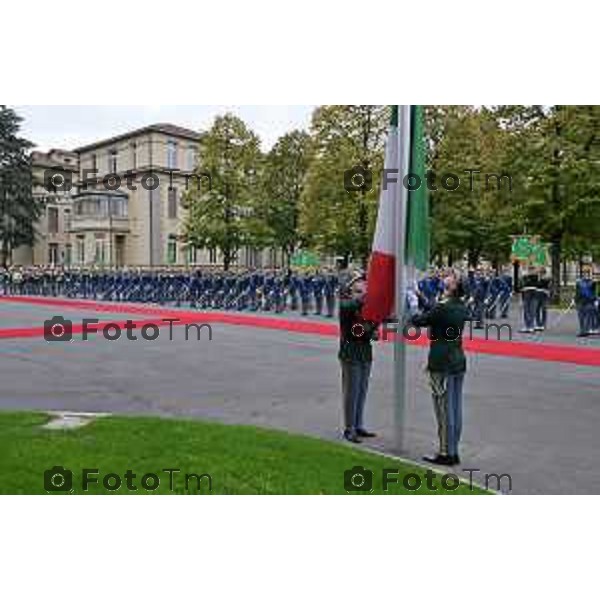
[340,273,366,297]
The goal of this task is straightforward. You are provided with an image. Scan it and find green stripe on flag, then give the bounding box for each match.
[406,105,430,271]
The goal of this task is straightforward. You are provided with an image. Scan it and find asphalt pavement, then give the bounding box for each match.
[0,298,598,494]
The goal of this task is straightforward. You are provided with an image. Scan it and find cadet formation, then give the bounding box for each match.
[0,265,341,317]
[0,264,598,336]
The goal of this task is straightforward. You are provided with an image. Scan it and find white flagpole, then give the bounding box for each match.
[394,105,412,452]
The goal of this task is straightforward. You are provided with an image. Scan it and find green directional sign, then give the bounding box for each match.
[532,243,550,267]
[511,235,550,267]
[511,236,534,261]
[291,251,320,268]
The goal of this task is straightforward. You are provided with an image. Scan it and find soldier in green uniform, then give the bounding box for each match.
[411,275,471,466]
[338,275,378,444]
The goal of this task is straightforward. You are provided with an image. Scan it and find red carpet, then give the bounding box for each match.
[1,295,599,368]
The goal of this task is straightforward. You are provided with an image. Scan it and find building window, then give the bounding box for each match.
[167,140,178,169]
[112,196,128,217]
[167,236,177,264]
[209,248,217,264]
[131,142,137,170]
[95,233,107,265]
[65,244,72,266]
[98,197,109,218]
[187,146,198,171]
[76,236,85,264]
[168,187,178,219]
[63,209,71,232]
[245,246,259,268]
[187,245,197,265]
[91,154,97,172]
[108,149,118,173]
[47,206,59,234]
[269,248,278,268]
[48,244,59,265]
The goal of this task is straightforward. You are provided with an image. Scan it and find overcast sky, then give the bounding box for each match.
[14,105,316,153]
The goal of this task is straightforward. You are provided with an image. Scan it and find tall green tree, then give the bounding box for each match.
[429,106,516,268]
[259,130,311,264]
[300,105,388,265]
[499,105,600,295]
[0,106,37,266]
[182,114,262,270]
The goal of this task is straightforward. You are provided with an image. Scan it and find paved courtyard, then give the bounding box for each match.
[0,298,598,494]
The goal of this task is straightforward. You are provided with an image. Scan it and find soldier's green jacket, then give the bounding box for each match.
[338,298,377,363]
[410,297,471,375]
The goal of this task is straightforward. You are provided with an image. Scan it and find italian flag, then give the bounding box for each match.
[362,105,429,324]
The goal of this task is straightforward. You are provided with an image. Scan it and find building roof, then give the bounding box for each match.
[74,123,203,153]
[31,150,79,171]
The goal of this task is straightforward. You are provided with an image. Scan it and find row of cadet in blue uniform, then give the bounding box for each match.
[0,265,515,324]
[0,266,340,317]
[415,270,514,327]
[573,268,600,336]
[515,266,599,336]
[417,266,599,336]
[1,265,598,335]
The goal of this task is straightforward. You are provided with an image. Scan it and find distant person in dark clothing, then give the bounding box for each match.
[575,267,598,337]
[519,267,539,333]
[411,275,471,466]
[338,276,377,444]
[535,268,552,332]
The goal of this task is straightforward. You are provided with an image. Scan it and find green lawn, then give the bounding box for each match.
[0,412,487,494]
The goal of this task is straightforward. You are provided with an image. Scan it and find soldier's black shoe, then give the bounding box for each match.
[343,430,362,444]
[450,455,461,465]
[423,454,454,466]
[356,429,377,438]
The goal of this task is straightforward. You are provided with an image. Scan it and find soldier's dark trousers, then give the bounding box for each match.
[301,297,310,316]
[577,302,597,334]
[522,291,536,330]
[535,291,548,329]
[249,292,258,311]
[473,300,485,328]
[314,295,323,315]
[429,371,464,457]
[341,360,372,432]
[326,295,335,318]
[500,294,511,318]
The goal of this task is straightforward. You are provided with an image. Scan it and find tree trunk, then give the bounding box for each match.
[513,261,520,292]
[550,114,563,302]
[1,236,9,268]
[492,257,499,274]
[550,233,562,301]
[468,249,480,269]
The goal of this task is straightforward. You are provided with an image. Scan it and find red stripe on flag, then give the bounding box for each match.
[362,251,396,324]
